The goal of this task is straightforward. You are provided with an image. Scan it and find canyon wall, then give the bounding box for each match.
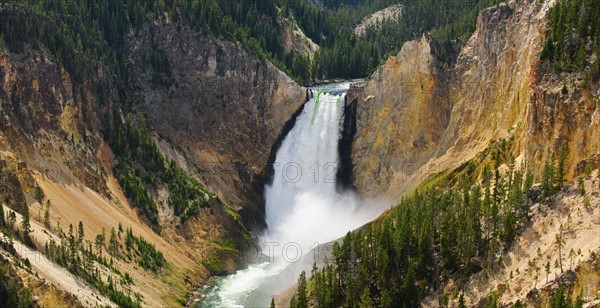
[347,0,599,200]
[127,22,307,227]
[0,45,118,211]
[345,34,450,195]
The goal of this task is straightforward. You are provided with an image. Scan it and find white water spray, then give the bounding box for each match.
[198,82,385,307]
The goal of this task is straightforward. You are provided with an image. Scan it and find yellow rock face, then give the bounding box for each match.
[347,1,600,201]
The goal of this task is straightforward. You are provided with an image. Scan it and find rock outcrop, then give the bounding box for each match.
[0,47,114,196]
[280,16,319,59]
[346,0,599,200]
[127,22,307,228]
[354,4,403,37]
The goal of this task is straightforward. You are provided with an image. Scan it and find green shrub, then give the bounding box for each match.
[202,257,227,275]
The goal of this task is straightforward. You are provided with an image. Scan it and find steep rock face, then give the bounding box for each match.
[527,64,600,179]
[437,2,539,160]
[347,0,599,199]
[0,48,113,197]
[354,4,403,37]
[346,35,450,195]
[127,23,307,227]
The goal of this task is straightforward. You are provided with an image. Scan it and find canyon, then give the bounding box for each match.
[0,0,598,306]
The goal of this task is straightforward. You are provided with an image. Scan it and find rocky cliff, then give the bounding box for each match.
[347,0,599,200]
[127,22,307,228]
[0,47,114,197]
[346,34,451,195]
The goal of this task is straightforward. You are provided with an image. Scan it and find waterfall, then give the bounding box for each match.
[198,82,384,308]
[263,83,346,255]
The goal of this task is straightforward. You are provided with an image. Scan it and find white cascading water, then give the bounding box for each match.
[198,82,385,308]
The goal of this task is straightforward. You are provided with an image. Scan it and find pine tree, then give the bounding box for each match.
[0,201,4,226]
[296,271,307,308]
[125,227,134,252]
[379,288,392,308]
[551,286,568,308]
[21,208,32,245]
[545,260,551,283]
[44,200,51,229]
[34,185,43,203]
[270,297,276,308]
[542,153,557,199]
[578,176,586,196]
[485,294,498,308]
[403,264,418,306]
[8,211,16,229]
[358,287,373,308]
[555,224,565,273]
[482,165,493,254]
[95,228,105,256]
[68,224,76,264]
[569,248,576,271]
[557,146,568,188]
[78,221,85,250]
[109,227,118,256]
